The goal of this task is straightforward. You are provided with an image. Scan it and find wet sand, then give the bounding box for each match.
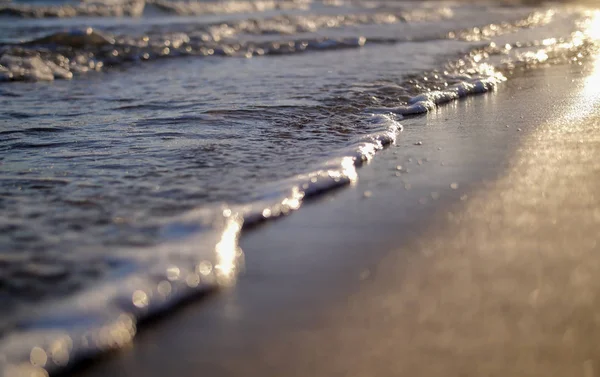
[71,62,600,376]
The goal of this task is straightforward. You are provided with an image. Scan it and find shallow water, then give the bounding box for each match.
[1,0,599,374]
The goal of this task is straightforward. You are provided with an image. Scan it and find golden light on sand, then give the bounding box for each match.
[584,10,600,40]
[582,57,600,96]
[566,11,600,122]
[564,58,600,124]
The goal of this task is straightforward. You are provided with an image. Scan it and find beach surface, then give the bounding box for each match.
[67,58,600,376]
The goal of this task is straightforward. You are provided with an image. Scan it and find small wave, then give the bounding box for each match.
[4,141,74,150]
[198,7,452,36]
[363,37,598,116]
[448,9,556,42]
[0,112,400,376]
[24,28,115,47]
[148,0,311,16]
[0,0,315,18]
[0,29,370,81]
[0,0,144,18]
[367,73,506,116]
[0,6,560,83]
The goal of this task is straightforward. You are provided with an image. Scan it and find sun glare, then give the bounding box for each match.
[584,10,600,40]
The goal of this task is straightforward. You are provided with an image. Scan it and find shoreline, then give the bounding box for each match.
[66,60,600,376]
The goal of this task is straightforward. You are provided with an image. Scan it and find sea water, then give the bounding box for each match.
[0,0,599,374]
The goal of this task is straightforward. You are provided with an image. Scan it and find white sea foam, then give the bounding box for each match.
[0,53,74,81]
[367,74,506,116]
[0,112,401,377]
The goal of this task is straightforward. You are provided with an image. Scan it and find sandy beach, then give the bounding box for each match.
[61,58,600,376]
